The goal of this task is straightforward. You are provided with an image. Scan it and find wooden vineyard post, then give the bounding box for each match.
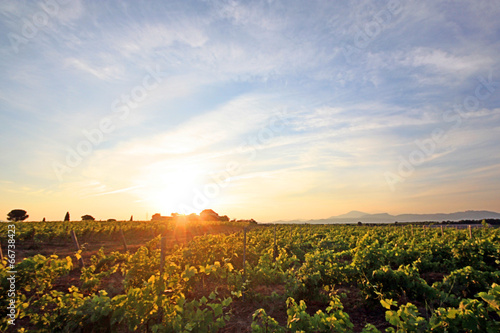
[174,227,179,245]
[243,227,247,278]
[150,225,155,239]
[70,230,84,268]
[120,228,128,252]
[441,225,444,237]
[160,236,166,277]
[0,241,3,262]
[273,225,278,262]
[158,235,167,323]
[242,227,247,301]
[411,224,414,236]
[468,225,472,238]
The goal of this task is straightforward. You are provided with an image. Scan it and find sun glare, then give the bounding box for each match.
[143,164,206,215]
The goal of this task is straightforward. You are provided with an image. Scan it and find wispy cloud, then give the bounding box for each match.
[86,185,143,197]
[64,57,125,81]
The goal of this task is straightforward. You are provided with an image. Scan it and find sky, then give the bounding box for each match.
[1,0,500,222]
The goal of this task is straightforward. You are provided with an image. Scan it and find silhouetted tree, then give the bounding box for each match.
[81,215,95,221]
[7,209,29,222]
[187,213,200,222]
[200,209,219,221]
[236,219,257,224]
[130,215,133,221]
[42,217,46,222]
[107,219,117,222]
[64,212,70,221]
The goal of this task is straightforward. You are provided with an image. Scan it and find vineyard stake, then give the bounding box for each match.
[160,236,166,277]
[468,225,472,238]
[243,227,246,278]
[441,225,444,237]
[120,227,128,252]
[274,225,277,244]
[174,228,179,244]
[273,225,278,262]
[0,241,3,261]
[70,230,84,268]
[157,236,167,323]
[411,224,414,236]
[243,227,247,301]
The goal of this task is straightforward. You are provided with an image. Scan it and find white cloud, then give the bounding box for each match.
[401,48,493,81]
[123,93,275,155]
[64,57,124,81]
[58,93,280,193]
[113,22,209,59]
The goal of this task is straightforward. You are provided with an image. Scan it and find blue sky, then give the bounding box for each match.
[1,0,499,222]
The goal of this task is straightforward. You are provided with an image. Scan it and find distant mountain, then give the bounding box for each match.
[271,218,309,224]
[271,210,500,224]
[332,210,368,219]
[392,210,500,223]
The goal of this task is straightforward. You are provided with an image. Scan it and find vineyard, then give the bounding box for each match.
[1,221,500,332]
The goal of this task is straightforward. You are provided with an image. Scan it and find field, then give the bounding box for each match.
[1,221,500,332]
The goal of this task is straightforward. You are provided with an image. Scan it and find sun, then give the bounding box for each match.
[142,163,206,215]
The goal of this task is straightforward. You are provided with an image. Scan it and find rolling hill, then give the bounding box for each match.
[272,210,500,224]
